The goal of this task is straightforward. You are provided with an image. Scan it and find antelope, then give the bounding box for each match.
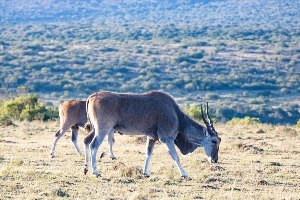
[84,91,221,178]
[50,100,116,159]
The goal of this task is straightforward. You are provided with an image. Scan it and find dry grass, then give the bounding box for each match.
[0,121,299,199]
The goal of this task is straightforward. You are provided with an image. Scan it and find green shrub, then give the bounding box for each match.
[0,94,58,125]
[227,116,260,125]
[0,115,14,126]
[183,104,202,121]
[296,119,300,128]
[183,103,216,123]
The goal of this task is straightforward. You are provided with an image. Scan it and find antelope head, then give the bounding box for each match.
[201,102,221,163]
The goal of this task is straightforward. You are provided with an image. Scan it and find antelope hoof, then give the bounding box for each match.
[110,156,117,160]
[83,168,88,175]
[181,175,189,179]
[50,154,55,158]
[93,169,101,178]
[143,173,150,178]
[100,152,106,159]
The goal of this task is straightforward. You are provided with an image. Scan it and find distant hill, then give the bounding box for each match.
[1,0,299,29]
[0,0,299,124]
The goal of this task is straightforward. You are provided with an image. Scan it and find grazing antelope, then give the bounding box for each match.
[84,91,221,178]
[50,100,116,159]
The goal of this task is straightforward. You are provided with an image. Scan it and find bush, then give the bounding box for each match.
[183,103,216,123]
[183,104,202,121]
[0,115,14,126]
[0,94,58,125]
[227,116,260,125]
[296,119,300,128]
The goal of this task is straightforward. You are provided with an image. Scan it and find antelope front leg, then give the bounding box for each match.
[90,129,112,177]
[143,137,156,177]
[163,141,188,178]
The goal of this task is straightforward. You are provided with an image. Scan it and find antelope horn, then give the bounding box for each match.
[201,104,210,127]
[206,102,214,126]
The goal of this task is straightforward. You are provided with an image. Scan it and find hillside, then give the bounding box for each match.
[1,0,299,29]
[0,0,300,124]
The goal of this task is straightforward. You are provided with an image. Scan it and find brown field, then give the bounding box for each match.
[0,121,299,200]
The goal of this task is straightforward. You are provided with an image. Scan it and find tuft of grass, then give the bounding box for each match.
[112,162,126,171]
[10,158,24,166]
[0,115,15,127]
[197,169,209,181]
[120,166,142,178]
[130,192,148,200]
[274,126,298,137]
[0,154,5,162]
[1,166,17,176]
[166,168,177,180]
[283,127,298,137]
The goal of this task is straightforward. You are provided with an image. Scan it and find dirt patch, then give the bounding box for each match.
[236,143,264,154]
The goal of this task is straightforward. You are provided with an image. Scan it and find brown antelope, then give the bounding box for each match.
[84,91,221,178]
[50,100,116,159]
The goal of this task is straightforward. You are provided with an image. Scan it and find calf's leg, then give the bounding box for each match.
[50,127,68,158]
[71,125,84,156]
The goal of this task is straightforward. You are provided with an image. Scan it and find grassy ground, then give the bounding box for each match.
[0,121,299,199]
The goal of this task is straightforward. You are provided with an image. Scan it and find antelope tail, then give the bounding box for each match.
[85,93,97,133]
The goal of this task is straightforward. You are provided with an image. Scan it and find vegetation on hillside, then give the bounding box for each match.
[1,0,299,29]
[0,0,299,124]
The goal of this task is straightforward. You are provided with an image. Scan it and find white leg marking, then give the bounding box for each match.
[143,137,156,177]
[164,141,188,178]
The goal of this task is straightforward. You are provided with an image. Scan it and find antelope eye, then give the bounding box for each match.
[212,140,217,144]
